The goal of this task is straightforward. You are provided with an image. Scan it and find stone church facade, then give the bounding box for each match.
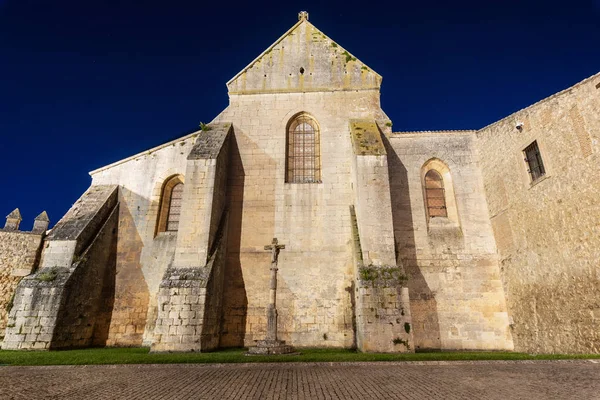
[1,12,599,353]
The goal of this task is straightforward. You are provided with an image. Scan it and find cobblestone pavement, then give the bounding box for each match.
[1,360,599,399]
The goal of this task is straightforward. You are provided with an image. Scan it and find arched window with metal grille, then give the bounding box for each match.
[424,170,447,218]
[286,114,321,183]
[156,175,185,234]
[166,183,184,231]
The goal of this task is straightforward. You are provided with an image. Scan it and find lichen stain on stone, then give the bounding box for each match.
[279,43,285,73]
[241,71,247,91]
[227,19,380,95]
[350,120,386,156]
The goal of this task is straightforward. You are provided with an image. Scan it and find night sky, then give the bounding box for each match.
[1,0,599,230]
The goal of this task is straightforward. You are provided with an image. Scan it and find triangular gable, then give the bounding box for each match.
[227,17,382,95]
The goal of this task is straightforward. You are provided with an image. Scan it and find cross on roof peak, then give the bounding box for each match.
[298,11,309,21]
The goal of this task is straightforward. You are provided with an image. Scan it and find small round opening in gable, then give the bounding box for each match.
[299,67,305,74]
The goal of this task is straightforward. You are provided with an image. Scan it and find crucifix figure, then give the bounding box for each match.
[264,237,285,341]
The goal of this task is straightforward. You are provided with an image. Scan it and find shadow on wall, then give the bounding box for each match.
[105,188,150,347]
[382,135,441,351]
[50,204,119,349]
[91,219,118,346]
[220,131,248,347]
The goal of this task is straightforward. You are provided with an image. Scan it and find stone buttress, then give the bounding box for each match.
[2,186,119,350]
[151,123,232,352]
[349,120,415,352]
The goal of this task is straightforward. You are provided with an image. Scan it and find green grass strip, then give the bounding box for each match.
[0,347,599,366]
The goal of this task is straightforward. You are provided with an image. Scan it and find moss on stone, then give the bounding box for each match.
[6,291,15,313]
[358,264,407,288]
[393,337,410,349]
[36,267,59,282]
[341,51,356,63]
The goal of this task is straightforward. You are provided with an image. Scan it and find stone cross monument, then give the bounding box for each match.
[265,237,284,340]
[247,238,296,355]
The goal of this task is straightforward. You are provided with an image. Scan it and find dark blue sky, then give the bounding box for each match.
[1,0,599,229]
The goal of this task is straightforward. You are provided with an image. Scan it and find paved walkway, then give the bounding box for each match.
[1,360,599,399]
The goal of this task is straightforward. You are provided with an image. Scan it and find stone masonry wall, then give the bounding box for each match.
[353,155,397,266]
[214,89,390,348]
[227,19,381,95]
[173,123,231,269]
[388,133,513,351]
[49,206,119,348]
[348,121,414,352]
[355,271,414,353]
[91,132,197,347]
[349,120,396,267]
[3,269,71,350]
[151,123,231,352]
[104,188,150,347]
[88,126,232,348]
[85,17,393,349]
[350,205,414,353]
[2,189,118,350]
[200,213,228,349]
[475,73,600,353]
[151,212,228,352]
[0,230,43,341]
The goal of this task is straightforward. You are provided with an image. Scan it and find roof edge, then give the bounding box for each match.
[390,70,599,136]
[89,129,202,176]
[226,19,305,86]
[226,19,382,87]
[391,130,476,136]
[229,86,381,96]
[477,70,600,133]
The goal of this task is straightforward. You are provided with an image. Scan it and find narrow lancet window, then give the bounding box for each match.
[156,175,184,234]
[424,170,447,218]
[166,183,183,231]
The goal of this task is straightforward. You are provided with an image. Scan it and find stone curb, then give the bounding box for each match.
[2,359,599,369]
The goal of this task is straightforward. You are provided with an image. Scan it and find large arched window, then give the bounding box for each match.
[424,169,447,218]
[286,113,321,183]
[156,175,184,234]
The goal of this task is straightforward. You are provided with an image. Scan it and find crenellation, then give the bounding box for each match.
[4,209,22,231]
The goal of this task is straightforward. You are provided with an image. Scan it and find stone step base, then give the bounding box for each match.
[246,339,297,355]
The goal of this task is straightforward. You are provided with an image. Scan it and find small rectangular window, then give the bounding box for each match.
[524,141,545,182]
